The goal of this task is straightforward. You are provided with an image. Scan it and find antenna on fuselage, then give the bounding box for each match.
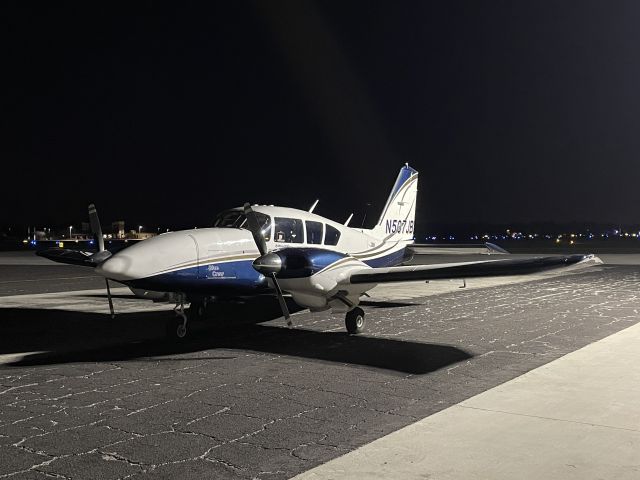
[344,213,353,226]
[308,199,319,213]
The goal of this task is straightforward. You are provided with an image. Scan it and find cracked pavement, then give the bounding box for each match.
[1,261,639,479]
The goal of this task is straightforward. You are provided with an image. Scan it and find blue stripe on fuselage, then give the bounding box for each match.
[362,247,407,268]
[123,247,407,293]
[125,259,269,295]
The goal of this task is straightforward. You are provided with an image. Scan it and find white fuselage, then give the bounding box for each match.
[96,205,412,302]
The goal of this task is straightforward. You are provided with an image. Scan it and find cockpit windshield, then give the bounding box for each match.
[214,211,247,228]
[213,210,272,241]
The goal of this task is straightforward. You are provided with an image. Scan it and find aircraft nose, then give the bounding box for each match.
[95,232,199,282]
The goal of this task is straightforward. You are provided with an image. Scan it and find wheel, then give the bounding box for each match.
[166,317,188,340]
[345,307,365,334]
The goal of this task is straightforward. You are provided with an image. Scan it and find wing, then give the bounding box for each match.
[37,248,111,267]
[344,254,602,285]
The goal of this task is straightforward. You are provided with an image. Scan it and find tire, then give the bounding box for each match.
[166,317,188,340]
[345,307,365,334]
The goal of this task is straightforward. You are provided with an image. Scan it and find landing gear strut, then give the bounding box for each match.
[345,307,365,334]
[166,294,189,340]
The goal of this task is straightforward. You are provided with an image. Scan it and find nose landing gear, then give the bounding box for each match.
[345,307,365,334]
[166,316,188,340]
[166,296,210,340]
[166,294,189,340]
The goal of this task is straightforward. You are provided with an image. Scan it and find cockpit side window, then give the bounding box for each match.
[324,224,341,246]
[305,221,323,245]
[274,217,303,243]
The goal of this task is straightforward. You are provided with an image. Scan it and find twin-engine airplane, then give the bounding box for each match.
[40,165,601,339]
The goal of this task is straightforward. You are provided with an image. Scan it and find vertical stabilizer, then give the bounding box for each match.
[370,164,418,242]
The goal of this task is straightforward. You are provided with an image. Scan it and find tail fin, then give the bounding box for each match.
[370,164,418,241]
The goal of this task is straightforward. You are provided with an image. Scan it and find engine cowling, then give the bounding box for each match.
[252,248,349,279]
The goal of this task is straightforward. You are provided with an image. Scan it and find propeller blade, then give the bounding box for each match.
[270,272,291,327]
[243,203,268,256]
[105,278,115,318]
[88,204,105,252]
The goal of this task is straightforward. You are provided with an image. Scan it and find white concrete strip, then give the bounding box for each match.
[0,287,173,314]
[0,275,97,284]
[599,253,640,265]
[294,321,640,480]
[0,352,46,365]
[0,265,600,316]
[0,251,59,265]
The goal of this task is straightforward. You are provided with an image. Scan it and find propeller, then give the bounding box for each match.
[243,203,291,326]
[243,203,268,256]
[88,203,115,318]
[88,204,105,252]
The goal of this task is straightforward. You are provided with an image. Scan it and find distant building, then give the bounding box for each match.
[112,221,125,239]
[129,230,155,240]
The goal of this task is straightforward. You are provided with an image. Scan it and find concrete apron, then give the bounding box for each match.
[294,319,640,480]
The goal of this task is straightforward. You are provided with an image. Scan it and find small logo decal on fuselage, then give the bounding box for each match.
[206,264,236,279]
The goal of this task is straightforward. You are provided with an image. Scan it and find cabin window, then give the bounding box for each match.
[305,221,323,245]
[274,217,303,243]
[324,224,341,246]
[213,211,271,241]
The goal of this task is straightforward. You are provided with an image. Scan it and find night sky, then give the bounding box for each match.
[3,1,640,232]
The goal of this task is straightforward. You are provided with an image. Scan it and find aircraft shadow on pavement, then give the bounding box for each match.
[0,298,472,374]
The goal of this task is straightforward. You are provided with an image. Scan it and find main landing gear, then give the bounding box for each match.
[345,307,365,335]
